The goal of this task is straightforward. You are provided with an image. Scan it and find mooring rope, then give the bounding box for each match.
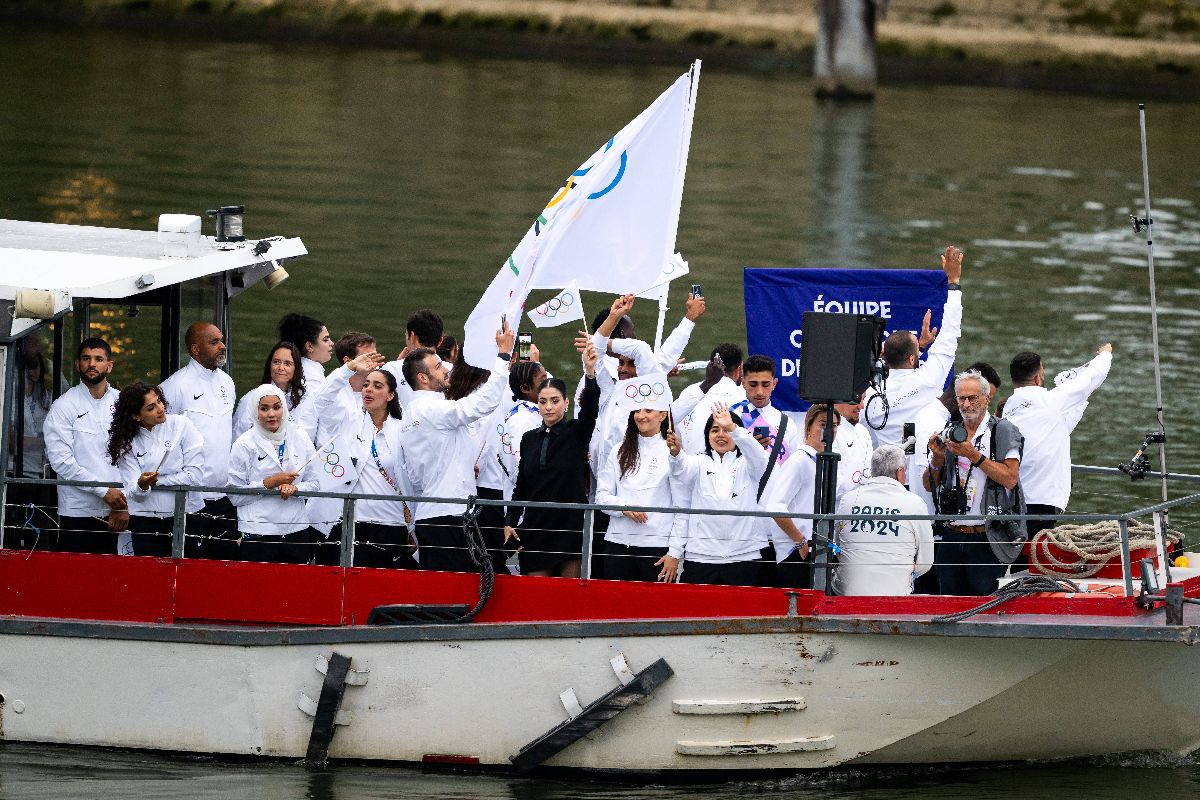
[453,496,496,622]
[930,574,1086,623]
[1030,519,1182,579]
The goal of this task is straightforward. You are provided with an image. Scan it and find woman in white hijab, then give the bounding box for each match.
[228,384,319,564]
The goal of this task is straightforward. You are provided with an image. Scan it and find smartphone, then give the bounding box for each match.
[500,313,507,330]
[902,422,916,455]
[518,331,532,361]
[690,283,702,299]
[753,426,770,439]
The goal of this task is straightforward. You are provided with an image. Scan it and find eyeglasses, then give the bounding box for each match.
[956,394,983,405]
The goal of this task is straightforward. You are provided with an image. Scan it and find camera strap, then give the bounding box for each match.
[756,413,789,502]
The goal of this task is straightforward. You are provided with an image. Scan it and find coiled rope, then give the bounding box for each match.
[452,496,496,622]
[930,574,1086,623]
[1030,519,1182,579]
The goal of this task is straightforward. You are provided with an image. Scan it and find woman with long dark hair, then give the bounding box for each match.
[502,344,598,578]
[278,313,333,389]
[661,401,770,586]
[307,350,411,568]
[108,383,204,557]
[228,384,319,564]
[233,341,308,441]
[595,384,685,582]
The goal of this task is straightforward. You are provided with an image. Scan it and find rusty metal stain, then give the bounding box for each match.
[853,660,899,667]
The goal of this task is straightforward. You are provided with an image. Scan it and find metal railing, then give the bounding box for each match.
[3,468,1198,599]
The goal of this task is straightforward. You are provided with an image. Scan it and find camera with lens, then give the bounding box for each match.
[935,421,968,447]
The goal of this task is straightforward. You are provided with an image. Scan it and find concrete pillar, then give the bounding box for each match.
[814,0,877,99]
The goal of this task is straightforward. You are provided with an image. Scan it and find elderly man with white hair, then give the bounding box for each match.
[831,445,934,596]
[923,369,1026,596]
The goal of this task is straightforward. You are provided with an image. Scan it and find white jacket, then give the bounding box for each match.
[1002,351,1111,509]
[597,435,686,549]
[118,415,205,517]
[864,290,962,447]
[832,476,934,596]
[833,420,875,506]
[399,358,509,522]
[760,445,818,561]
[43,383,120,517]
[306,365,413,530]
[227,427,318,536]
[668,427,768,562]
[160,359,235,498]
[478,399,540,495]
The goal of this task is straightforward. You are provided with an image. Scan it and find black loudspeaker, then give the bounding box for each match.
[797,312,885,404]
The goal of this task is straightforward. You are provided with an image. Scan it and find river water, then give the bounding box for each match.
[2,22,1200,795]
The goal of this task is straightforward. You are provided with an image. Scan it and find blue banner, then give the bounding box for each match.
[743,268,950,412]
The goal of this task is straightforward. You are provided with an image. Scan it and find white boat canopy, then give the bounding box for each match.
[0,216,307,340]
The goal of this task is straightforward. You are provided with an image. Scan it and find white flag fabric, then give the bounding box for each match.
[612,371,674,413]
[305,435,361,534]
[464,64,699,367]
[527,282,585,329]
[637,252,690,300]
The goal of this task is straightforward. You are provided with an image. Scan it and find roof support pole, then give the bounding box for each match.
[0,344,15,549]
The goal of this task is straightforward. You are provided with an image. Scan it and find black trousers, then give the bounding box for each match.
[355,521,418,569]
[681,558,763,587]
[603,542,664,582]
[417,515,478,573]
[772,545,813,589]
[1018,503,1061,573]
[475,487,513,574]
[129,515,174,557]
[55,515,118,555]
[937,528,1008,596]
[238,528,317,565]
[186,497,239,561]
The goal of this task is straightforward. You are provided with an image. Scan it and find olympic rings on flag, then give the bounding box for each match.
[623,381,667,403]
[533,292,575,318]
[319,448,346,478]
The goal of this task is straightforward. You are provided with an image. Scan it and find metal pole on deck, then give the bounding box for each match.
[0,344,15,548]
[340,498,356,568]
[171,490,188,559]
[581,507,594,580]
[1136,105,1170,517]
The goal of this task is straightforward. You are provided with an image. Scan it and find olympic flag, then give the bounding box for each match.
[527,282,585,329]
[612,371,674,413]
[463,61,701,368]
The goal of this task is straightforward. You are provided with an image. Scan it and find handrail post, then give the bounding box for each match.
[340,497,356,568]
[171,490,187,559]
[581,507,594,580]
[1117,519,1134,597]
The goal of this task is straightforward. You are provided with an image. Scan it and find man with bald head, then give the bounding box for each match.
[160,322,237,559]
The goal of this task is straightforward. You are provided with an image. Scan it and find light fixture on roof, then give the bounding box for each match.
[206,205,245,243]
[263,259,290,290]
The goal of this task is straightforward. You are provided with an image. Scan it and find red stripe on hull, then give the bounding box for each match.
[0,550,1175,626]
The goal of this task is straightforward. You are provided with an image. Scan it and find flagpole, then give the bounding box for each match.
[655,59,701,353]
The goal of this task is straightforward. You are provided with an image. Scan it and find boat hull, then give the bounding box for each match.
[2,616,1198,772]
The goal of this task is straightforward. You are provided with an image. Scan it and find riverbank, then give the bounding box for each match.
[5,0,1200,96]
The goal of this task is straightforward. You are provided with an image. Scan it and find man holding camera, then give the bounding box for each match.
[923,370,1025,596]
[1002,345,1112,538]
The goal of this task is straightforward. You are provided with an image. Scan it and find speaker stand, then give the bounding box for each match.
[812,402,840,595]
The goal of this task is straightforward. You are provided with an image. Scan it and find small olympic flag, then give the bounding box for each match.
[612,371,673,413]
[527,282,585,328]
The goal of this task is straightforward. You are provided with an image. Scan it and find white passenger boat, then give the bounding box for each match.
[1,213,1198,776]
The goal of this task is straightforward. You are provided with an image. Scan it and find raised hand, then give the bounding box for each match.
[941,245,964,283]
[610,294,635,317]
[348,350,385,373]
[583,341,599,377]
[684,293,706,321]
[918,309,938,349]
[496,318,516,355]
[666,430,682,456]
[710,401,735,432]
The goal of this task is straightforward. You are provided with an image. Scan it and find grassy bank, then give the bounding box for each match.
[5,0,1200,96]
